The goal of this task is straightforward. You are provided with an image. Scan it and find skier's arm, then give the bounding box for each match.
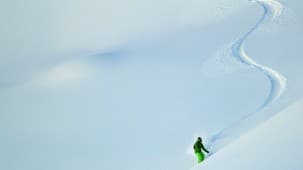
[201,144,209,153]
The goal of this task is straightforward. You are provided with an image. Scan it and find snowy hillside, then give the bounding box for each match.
[193,98,303,170]
[0,0,303,170]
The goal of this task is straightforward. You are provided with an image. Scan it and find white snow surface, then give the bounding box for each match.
[193,98,303,170]
[1,0,303,170]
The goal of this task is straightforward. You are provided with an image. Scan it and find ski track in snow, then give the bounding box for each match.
[207,0,287,154]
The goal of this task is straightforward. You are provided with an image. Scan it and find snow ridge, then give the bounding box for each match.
[207,0,286,154]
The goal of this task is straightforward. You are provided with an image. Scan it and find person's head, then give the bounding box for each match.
[197,137,202,142]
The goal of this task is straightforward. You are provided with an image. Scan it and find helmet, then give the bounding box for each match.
[197,137,202,141]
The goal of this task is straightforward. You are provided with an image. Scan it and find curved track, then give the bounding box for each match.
[208,0,287,153]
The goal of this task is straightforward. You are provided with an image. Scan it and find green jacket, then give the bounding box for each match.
[193,140,209,154]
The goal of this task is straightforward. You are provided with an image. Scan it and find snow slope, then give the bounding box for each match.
[193,98,303,170]
[0,0,303,170]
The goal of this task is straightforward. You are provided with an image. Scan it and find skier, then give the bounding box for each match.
[193,137,209,163]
